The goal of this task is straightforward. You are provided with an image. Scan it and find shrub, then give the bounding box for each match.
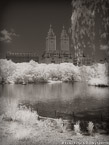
[2,97,19,121]
[56,118,65,132]
[2,97,39,125]
[74,121,81,135]
[15,107,39,125]
[87,121,94,135]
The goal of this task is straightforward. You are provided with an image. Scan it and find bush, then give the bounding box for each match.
[74,121,81,135]
[2,97,19,121]
[1,97,39,125]
[0,59,108,85]
[87,121,94,136]
[15,107,39,125]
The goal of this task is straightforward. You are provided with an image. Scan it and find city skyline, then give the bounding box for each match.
[0,0,108,62]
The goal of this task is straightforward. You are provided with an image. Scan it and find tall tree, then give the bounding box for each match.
[71,0,109,61]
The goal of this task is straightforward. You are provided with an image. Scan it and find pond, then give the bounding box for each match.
[0,82,109,121]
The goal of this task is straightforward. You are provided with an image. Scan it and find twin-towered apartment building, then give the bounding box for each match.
[41,25,73,63]
[6,25,92,65]
[42,25,92,65]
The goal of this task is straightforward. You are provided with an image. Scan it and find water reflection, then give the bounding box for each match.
[0,82,109,120]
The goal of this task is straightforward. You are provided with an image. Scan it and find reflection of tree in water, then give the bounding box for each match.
[0,83,109,121]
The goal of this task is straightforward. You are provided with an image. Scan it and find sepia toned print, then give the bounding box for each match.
[0,0,109,145]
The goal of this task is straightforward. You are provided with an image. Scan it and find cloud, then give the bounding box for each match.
[0,29,19,43]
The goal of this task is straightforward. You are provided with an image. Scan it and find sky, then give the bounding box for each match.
[0,0,107,61]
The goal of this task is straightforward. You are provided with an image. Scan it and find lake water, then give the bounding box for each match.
[0,82,109,121]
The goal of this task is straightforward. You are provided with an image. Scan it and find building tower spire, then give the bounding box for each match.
[60,26,69,52]
[46,25,56,52]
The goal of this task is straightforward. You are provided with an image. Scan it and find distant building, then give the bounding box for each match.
[42,25,73,63]
[5,25,93,65]
[99,58,109,64]
[73,46,92,66]
[46,24,56,52]
[6,51,39,63]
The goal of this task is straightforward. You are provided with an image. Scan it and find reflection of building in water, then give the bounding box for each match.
[6,51,39,63]
[42,25,73,64]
